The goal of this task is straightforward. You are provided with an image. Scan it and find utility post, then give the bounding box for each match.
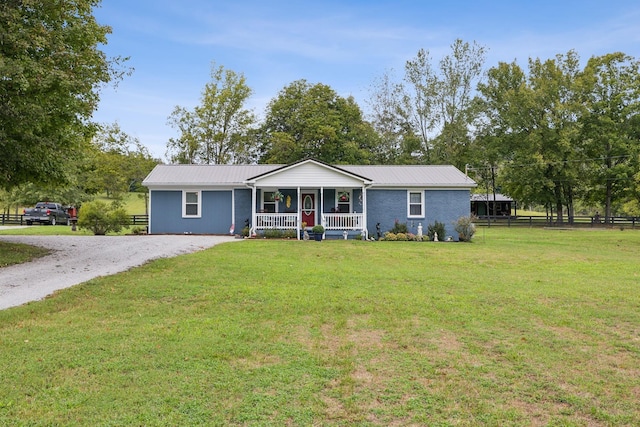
[466,164,490,227]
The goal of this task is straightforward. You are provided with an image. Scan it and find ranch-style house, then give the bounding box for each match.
[142,158,477,240]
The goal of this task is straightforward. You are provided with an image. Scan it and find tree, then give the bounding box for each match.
[468,62,527,217]
[87,123,159,198]
[166,64,256,164]
[579,53,640,222]
[260,80,374,164]
[0,0,129,189]
[366,70,421,164]
[622,161,640,216]
[403,48,439,163]
[434,39,487,169]
[478,52,585,223]
[403,39,487,168]
[0,180,93,214]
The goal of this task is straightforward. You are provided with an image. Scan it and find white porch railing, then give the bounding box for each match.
[253,213,365,232]
[323,213,364,230]
[255,213,298,230]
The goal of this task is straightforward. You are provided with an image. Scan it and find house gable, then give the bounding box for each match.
[246,159,371,188]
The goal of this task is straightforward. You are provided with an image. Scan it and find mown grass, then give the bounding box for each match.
[0,224,144,237]
[2,192,146,238]
[96,192,148,215]
[13,192,147,216]
[0,241,50,267]
[1,228,639,425]
[0,225,95,236]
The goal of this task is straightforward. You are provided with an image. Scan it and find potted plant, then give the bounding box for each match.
[311,224,324,241]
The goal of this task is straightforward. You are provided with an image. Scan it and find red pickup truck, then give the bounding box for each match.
[23,202,70,226]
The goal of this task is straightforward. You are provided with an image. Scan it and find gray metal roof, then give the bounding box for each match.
[143,163,476,188]
[342,165,476,188]
[471,193,513,202]
[143,164,281,186]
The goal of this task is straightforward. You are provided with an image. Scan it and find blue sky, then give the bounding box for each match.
[92,0,640,160]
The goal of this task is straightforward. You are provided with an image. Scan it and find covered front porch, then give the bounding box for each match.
[250,188,367,240]
[244,160,373,240]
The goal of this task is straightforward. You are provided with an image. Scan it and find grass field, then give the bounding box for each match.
[1,192,147,236]
[11,192,148,216]
[0,241,50,267]
[0,226,96,236]
[96,192,148,214]
[1,228,639,425]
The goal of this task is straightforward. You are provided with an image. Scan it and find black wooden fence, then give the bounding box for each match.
[1,214,149,226]
[474,215,639,228]
[2,212,637,229]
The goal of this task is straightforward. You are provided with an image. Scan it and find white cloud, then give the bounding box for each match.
[93,0,640,163]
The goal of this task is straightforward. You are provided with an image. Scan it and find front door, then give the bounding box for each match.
[301,193,315,227]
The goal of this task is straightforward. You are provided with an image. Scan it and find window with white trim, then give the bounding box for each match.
[336,190,351,213]
[408,190,424,218]
[262,191,277,213]
[183,190,201,218]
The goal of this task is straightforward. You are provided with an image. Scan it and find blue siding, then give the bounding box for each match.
[280,189,298,213]
[150,187,470,239]
[150,190,232,234]
[323,189,336,213]
[366,190,406,238]
[234,189,252,231]
[366,189,470,240]
[425,189,470,240]
[325,188,363,213]
[352,188,363,214]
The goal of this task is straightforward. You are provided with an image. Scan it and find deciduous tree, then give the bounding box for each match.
[404,39,486,167]
[0,0,128,189]
[87,123,159,198]
[260,80,374,164]
[367,70,420,164]
[579,52,640,222]
[166,64,256,164]
[479,51,588,223]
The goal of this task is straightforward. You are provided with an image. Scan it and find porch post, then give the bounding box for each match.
[362,185,368,239]
[320,187,324,236]
[251,185,257,236]
[297,186,301,240]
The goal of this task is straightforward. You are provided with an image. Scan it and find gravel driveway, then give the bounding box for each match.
[0,234,239,310]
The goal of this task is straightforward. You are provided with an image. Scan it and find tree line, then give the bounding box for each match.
[1,122,158,213]
[166,42,639,221]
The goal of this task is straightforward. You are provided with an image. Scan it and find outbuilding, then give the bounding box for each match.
[470,193,515,217]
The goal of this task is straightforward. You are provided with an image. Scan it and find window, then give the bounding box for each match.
[183,190,201,218]
[336,190,351,213]
[262,191,277,213]
[408,191,424,218]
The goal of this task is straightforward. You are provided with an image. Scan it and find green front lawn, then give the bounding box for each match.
[1,228,639,425]
[0,225,95,236]
[0,241,50,267]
